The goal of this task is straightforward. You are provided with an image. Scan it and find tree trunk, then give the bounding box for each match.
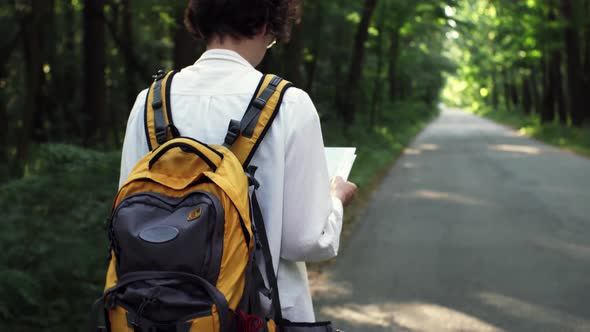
[370,12,386,127]
[541,51,566,123]
[284,23,304,87]
[83,0,106,145]
[331,21,349,115]
[522,76,532,115]
[121,0,138,111]
[102,6,149,82]
[510,71,519,109]
[541,55,555,123]
[399,72,410,100]
[16,0,49,173]
[60,0,78,139]
[561,0,585,125]
[338,0,379,124]
[502,69,512,111]
[0,27,21,163]
[258,49,275,73]
[173,7,203,71]
[491,70,499,109]
[0,27,21,66]
[530,65,541,114]
[388,26,401,101]
[584,6,590,122]
[553,51,568,124]
[304,1,324,94]
[32,0,54,143]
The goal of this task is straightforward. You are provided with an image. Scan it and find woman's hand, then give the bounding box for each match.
[331,176,358,207]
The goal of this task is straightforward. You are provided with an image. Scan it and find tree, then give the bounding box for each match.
[338,0,379,124]
[15,0,52,173]
[173,6,203,71]
[83,0,106,145]
[561,0,585,126]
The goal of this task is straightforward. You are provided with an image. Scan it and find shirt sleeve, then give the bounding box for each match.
[280,90,344,262]
[119,89,149,189]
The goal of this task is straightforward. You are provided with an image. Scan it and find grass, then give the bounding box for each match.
[470,106,590,158]
[0,144,120,331]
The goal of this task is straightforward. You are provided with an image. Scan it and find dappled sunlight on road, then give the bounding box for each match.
[418,144,439,151]
[403,144,440,156]
[488,144,542,155]
[320,303,393,328]
[503,131,527,138]
[402,162,417,169]
[320,301,504,332]
[477,292,590,332]
[529,236,590,261]
[308,271,352,300]
[404,148,423,155]
[395,189,494,207]
[421,108,502,137]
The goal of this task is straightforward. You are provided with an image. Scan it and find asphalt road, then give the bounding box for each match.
[312,108,590,332]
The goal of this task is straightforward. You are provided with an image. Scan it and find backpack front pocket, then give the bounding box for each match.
[110,191,225,283]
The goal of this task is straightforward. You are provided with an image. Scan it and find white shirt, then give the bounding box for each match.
[119,49,343,321]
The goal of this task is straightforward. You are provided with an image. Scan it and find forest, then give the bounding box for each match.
[1,0,589,330]
[446,0,590,153]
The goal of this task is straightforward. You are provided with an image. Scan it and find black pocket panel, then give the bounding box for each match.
[111,191,225,284]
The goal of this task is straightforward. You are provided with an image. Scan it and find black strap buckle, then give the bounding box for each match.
[224,119,241,148]
[246,166,260,189]
[105,294,116,309]
[261,286,272,300]
[252,97,266,110]
[270,76,282,87]
[155,128,168,144]
[155,124,180,145]
[152,69,166,81]
[152,99,163,110]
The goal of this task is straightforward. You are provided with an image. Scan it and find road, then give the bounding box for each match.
[312,108,590,332]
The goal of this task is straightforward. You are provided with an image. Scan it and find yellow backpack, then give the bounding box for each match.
[91,71,296,332]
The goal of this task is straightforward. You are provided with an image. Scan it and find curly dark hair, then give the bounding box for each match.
[184,0,301,44]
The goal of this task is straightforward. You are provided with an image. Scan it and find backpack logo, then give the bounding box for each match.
[187,207,202,221]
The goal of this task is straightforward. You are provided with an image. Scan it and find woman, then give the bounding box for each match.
[119,0,357,322]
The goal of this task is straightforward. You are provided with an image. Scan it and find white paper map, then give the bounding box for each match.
[324,147,357,181]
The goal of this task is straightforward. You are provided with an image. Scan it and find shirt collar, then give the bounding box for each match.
[194,49,254,68]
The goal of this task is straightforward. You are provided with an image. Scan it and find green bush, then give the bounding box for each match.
[0,144,120,331]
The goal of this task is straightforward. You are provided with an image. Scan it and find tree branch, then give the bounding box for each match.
[97,7,152,81]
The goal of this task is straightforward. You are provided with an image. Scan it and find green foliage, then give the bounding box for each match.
[444,0,590,147]
[2,0,453,329]
[0,145,120,331]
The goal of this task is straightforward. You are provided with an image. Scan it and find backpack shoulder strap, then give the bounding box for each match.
[144,70,179,151]
[225,74,294,167]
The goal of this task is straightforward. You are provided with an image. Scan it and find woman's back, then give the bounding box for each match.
[119,49,344,321]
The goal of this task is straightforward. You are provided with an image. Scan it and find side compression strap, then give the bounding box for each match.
[145,70,179,151]
[227,74,293,167]
[251,190,283,324]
